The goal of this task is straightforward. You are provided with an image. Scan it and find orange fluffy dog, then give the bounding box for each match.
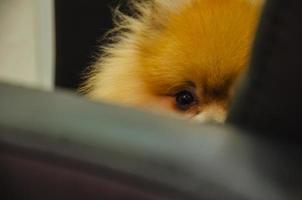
[81,0,263,122]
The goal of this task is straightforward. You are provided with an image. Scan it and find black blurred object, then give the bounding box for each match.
[1,0,302,199]
[227,0,302,137]
[55,0,126,90]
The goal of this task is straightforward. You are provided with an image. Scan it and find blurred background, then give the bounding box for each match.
[0,0,125,91]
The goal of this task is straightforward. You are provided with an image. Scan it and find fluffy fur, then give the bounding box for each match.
[80,0,263,122]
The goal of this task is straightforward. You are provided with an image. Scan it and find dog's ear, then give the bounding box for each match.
[123,0,189,32]
[153,0,188,11]
[111,0,202,36]
[148,0,188,30]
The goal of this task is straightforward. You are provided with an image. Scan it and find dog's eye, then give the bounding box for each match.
[175,90,196,110]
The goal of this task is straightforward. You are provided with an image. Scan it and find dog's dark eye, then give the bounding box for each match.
[175,90,195,110]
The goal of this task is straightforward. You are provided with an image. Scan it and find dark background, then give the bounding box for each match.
[55,0,128,90]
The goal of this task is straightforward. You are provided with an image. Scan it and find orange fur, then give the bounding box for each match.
[80,0,263,122]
